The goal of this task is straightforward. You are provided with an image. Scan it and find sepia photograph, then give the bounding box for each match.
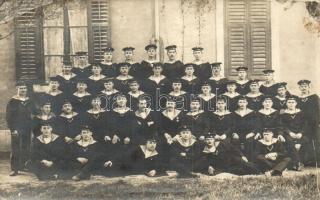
[0,0,320,199]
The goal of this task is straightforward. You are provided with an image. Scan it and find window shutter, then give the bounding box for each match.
[225,0,248,76]
[14,3,44,82]
[88,0,111,63]
[249,0,271,76]
[225,0,271,78]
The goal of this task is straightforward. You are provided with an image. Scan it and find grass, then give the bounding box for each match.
[0,174,319,200]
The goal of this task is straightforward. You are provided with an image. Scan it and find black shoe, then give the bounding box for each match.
[9,171,18,176]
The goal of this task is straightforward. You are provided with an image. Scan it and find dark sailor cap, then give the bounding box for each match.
[297,79,311,85]
[122,47,135,51]
[236,66,248,71]
[192,46,204,51]
[145,44,157,51]
[165,45,177,51]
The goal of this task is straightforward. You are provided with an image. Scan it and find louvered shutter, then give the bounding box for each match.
[225,0,248,76]
[249,0,271,76]
[225,0,271,78]
[88,0,111,63]
[15,2,44,82]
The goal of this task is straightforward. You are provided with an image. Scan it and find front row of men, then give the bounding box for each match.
[32,122,291,180]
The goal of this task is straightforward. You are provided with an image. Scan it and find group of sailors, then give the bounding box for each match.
[5,44,319,180]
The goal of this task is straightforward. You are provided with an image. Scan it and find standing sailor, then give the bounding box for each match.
[260,69,278,96]
[122,47,141,78]
[191,47,211,81]
[163,45,184,80]
[235,66,251,95]
[55,61,78,97]
[72,51,92,78]
[6,81,36,176]
[100,47,118,78]
[207,62,228,96]
[139,44,159,80]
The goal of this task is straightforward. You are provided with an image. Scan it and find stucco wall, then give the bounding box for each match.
[272,2,320,95]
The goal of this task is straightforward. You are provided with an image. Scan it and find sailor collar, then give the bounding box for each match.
[214,110,231,116]
[60,112,78,118]
[192,60,204,65]
[46,90,63,96]
[181,75,197,81]
[162,109,181,120]
[77,139,97,147]
[36,113,55,120]
[149,75,166,84]
[246,92,263,98]
[116,75,133,80]
[88,74,106,81]
[145,59,158,64]
[113,107,131,114]
[223,92,240,98]
[166,60,179,64]
[176,137,196,147]
[187,110,204,116]
[77,64,91,70]
[37,133,59,144]
[100,61,113,65]
[198,93,215,101]
[298,93,315,98]
[236,79,249,85]
[73,91,91,97]
[258,138,278,146]
[209,76,224,81]
[235,109,254,117]
[58,73,76,80]
[262,81,276,87]
[135,108,151,118]
[283,109,301,114]
[169,91,187,97]
[128,91,145,98]
[87,109,105,114]
[259,108,277,115]
[140,145,158,158]
[12,95,29,101]
[101,89,118,95]
[275,95,287,101]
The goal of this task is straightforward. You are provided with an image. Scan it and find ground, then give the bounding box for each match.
[0,160,320,199]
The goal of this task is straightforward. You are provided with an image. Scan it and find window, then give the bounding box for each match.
[224,0,271,78]
[14,0,111,81]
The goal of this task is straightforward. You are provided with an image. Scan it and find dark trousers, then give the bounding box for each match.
[227,157,261,175]
[10,130,31,171]
[31,161,61,180]
[231,137,256,161]
[256,155,291,173]
[286,135,310,166]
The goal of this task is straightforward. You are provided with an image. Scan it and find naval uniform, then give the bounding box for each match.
[163,60,184,80]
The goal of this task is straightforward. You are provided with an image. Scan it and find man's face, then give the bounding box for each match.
[180,130,192,140]
[190,101,200,111]
[77,83,87,91]
[62,103,73,113]
[277,87,287,96]
[153,66,163,74]
[238,71,247,79]
[193,50,202,60]
[92,66,102,75]
[119,66,129,75]
[262,99,273,109]
[286,99,297,109]
[202,85,211,94]
[42,104,51,114]
[138,100,147,110]
[49,81,59,90]
[124,50,134,60]
[129,83,139,92]
[146,141,157,151]
[77,55,88,66]
[185,66,194,76]
[299,84,309,93]
[216,100,226,111]
[249,83,259,92]
[212,67,221,75]
[62,64,72,74]
[264,73,274,81]
[172,82,182,91]
[91,98,101,107]
[167,50,176,60]
[147,48,156,57]
[205,137,215,146]
[166,101,176,109]
[263,132,273,142]
[104,82,114,90]
[238,99,248,108]
[81,129,92,141]
[103,52,113,61]
[226,84,236,92]
[17,86,27,96]
[116,96,127,107]
[41,125,52,136]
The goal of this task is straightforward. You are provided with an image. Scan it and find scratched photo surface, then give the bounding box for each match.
[0,0,319,199]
